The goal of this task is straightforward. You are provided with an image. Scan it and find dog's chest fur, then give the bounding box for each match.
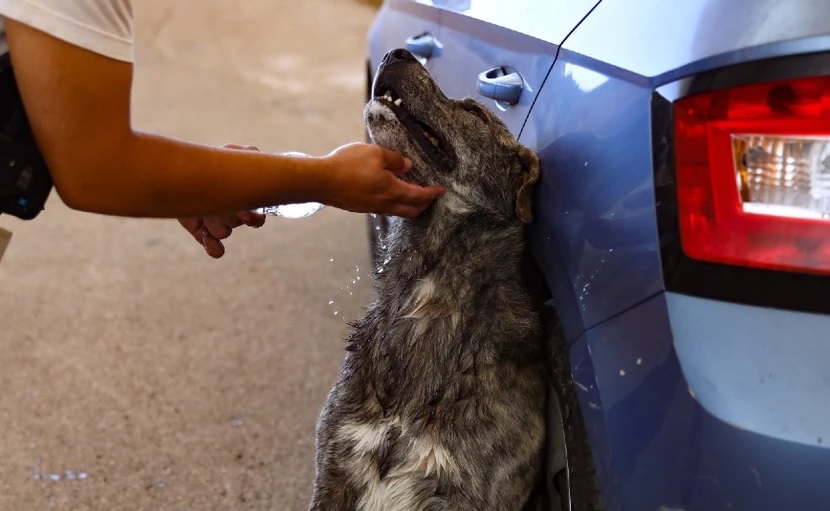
[310,210,547,511]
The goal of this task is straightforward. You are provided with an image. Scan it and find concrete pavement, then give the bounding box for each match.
[0,1,379,509]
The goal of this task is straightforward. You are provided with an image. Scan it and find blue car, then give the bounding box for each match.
[366,1,830,510]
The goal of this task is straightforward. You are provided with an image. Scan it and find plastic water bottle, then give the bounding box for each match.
[254,202,324,218]
[252,151,324,218]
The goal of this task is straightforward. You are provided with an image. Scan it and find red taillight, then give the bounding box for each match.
[674,75,830,275]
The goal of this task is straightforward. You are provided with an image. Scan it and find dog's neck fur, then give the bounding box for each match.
[392,205,521,280]
[376,195,529,325]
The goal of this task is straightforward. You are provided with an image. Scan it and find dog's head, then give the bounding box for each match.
[365,49,540,223]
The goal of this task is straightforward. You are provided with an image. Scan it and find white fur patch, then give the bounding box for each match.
[357,438,458,510]
[336,420,459,510]
[366,101,396,121]
[338,421,390,454]
[404,277,437,319]
[442,183,474,214]
[408,436,457,478]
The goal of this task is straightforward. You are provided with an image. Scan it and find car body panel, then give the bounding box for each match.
[563,0,830,81]
[428,11,556,136]
[422,0,598,47]
[369,0,599,137]
[572,293,830,510]
[668,293,830,448]
[520,58,662,336]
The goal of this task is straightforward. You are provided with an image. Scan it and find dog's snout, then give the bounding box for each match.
[382,48,418,66]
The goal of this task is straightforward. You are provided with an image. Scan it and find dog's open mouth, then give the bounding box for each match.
[373,82,456,170]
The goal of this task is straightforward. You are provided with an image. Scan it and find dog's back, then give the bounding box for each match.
[309,49,546,511]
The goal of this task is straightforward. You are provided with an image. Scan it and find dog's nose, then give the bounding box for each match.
[381,48,418,66]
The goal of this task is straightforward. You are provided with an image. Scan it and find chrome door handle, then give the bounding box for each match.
[478,66,524,105]
[405,33,442,58]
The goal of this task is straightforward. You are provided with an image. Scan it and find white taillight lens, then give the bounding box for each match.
[733,135,830,219]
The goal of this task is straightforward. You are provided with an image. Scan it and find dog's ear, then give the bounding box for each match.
[515,146,541,223]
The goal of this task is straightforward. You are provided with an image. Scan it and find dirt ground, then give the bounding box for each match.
[0,1,380,509]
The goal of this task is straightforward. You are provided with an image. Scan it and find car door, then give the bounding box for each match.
[427,0,599,138]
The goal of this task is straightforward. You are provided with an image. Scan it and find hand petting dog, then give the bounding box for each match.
[178,142,445,258]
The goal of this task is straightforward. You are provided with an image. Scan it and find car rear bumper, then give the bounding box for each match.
[572,292,830,510]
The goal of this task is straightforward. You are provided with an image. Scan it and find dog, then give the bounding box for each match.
[309,48,546,511]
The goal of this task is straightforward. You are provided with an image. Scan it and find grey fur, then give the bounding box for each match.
[309,50,546,511]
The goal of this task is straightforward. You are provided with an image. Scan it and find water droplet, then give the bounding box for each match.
[619,369,626,376]
[349,292,353,296]
[32,458,41,480]
[333,311,339,316]
[328,300,334,305]
[65,470,76,480]
[329,258,334,263]
[636,358,642,365]
[78,472,89,480]
[48,474,61,482]
[356,276,360,281]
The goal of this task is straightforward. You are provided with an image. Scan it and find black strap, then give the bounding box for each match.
[0,51,54,220]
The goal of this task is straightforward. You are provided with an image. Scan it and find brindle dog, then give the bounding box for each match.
[309,49,546,511]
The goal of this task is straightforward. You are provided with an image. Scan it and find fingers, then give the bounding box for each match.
[377,146,412,175]
[178,217,204,243]
[199,227,226,259]
[238,210,266,228]
[203,215,241,240]
[389,183,446,218]
[179,211,266,259]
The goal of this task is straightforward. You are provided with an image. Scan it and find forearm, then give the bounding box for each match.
[5,17,441,221]
[58,129,328,217]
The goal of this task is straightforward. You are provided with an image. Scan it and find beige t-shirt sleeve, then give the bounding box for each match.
[0,0,134,62]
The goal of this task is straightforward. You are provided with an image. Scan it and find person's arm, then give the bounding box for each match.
[4,19,444,219]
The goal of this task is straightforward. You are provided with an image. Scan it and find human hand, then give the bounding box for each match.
[319,142,445,218]
[177,144,267,259]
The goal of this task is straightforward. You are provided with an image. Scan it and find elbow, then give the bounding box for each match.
[48,159,107,213]
[52,178,98,213]
[52,174,143,216]
[45,133,139,216]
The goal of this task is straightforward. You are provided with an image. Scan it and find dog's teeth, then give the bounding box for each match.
[393,98,402,106]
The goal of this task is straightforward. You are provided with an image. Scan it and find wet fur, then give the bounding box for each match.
[309,50,546,511]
